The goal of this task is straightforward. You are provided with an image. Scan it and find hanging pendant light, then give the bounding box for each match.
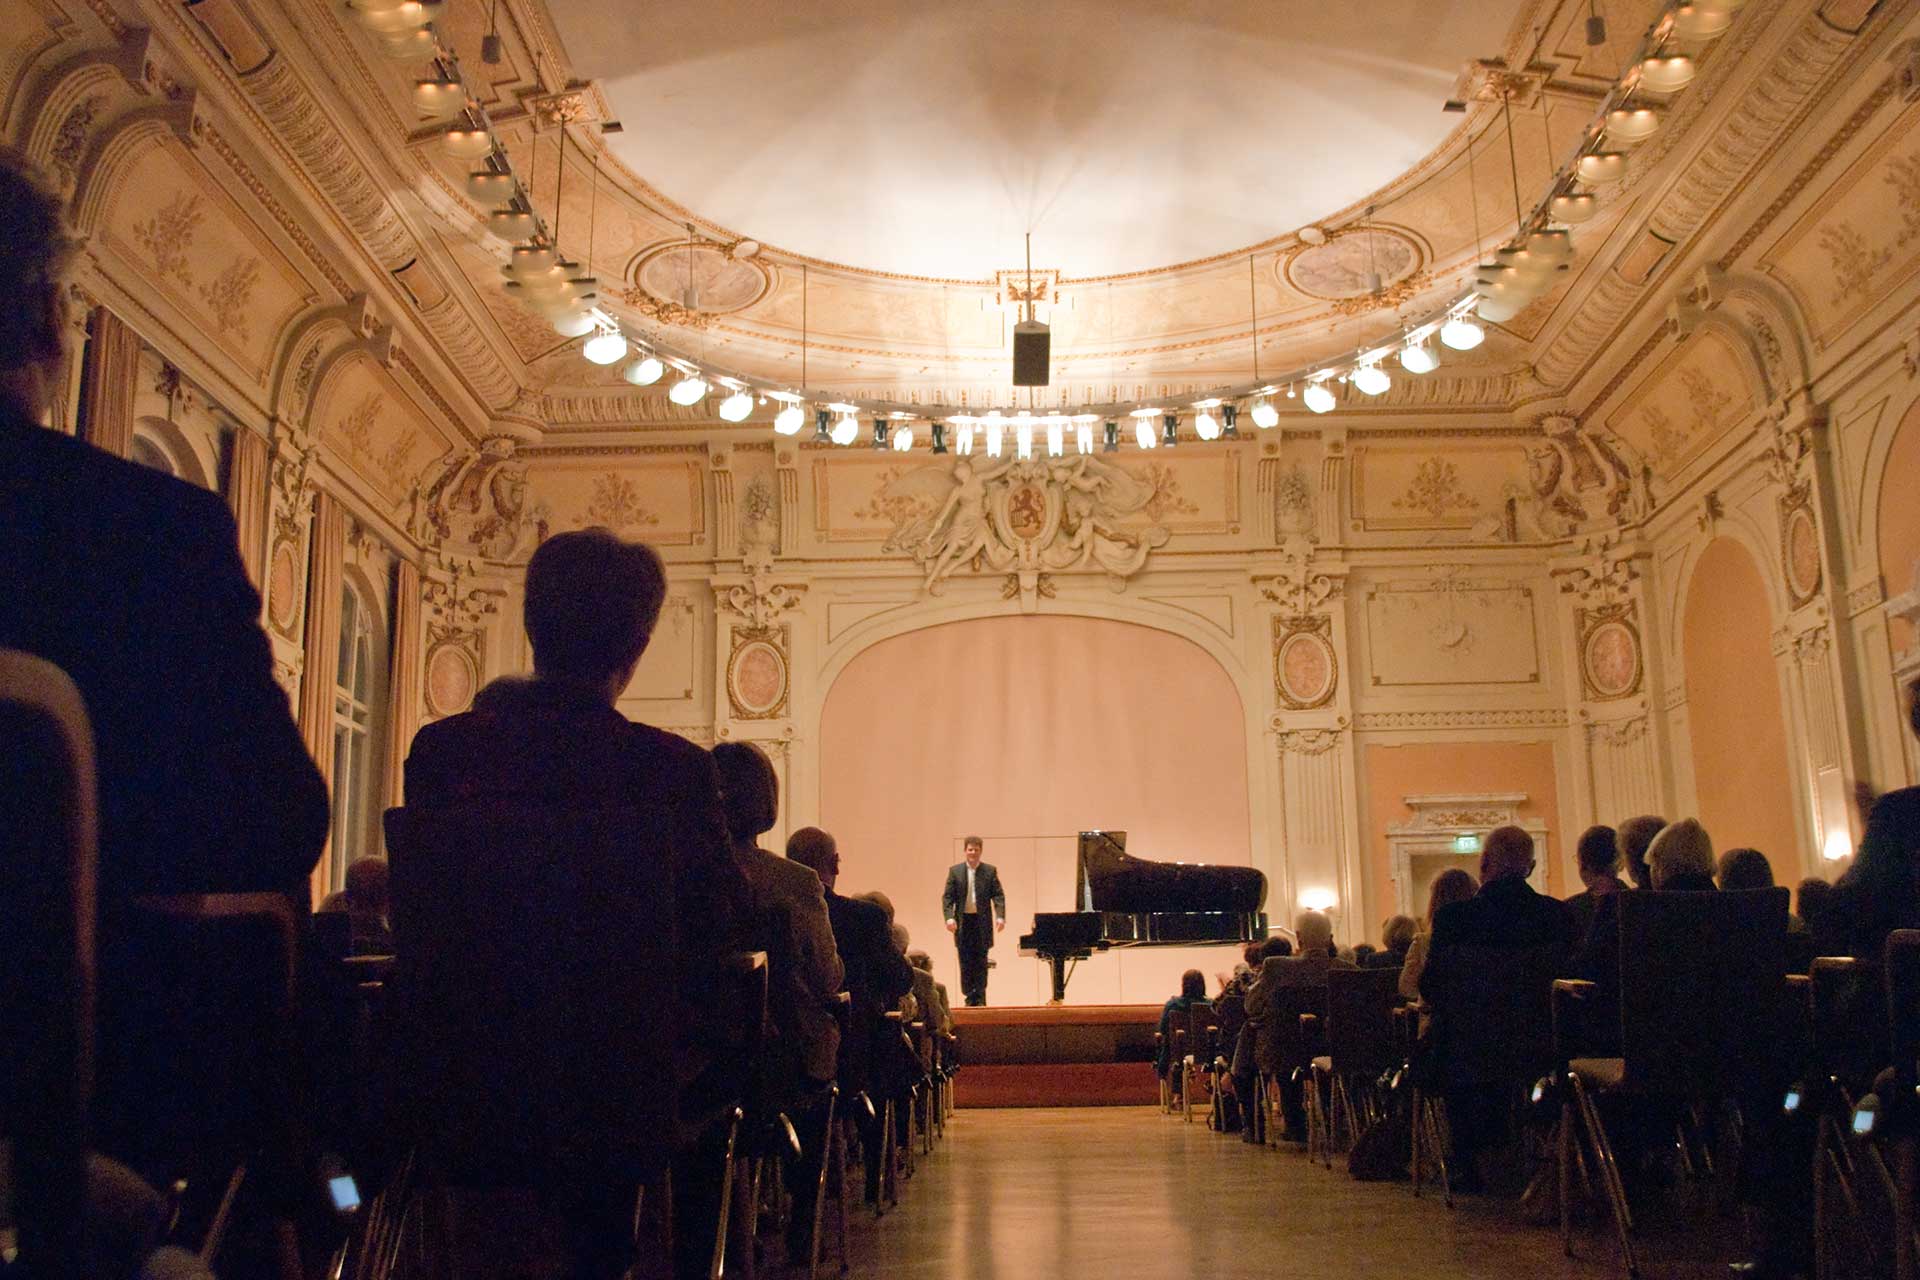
[1603,107,1662,146]
[1302,381,1337,414]
[1575,152,1629,185]
[1672,3,1734,39]
[1638,55,1696,93]
[442,125,494,159]
[1251,398,1279,429]
[413,76,467,118]
[552,311,596,339]
[1400,339,1438,374]
[582,328,628,365]
[1440,313,1486,351]
[1551,193,1598,223]
[379,28,436,59]
[623,354,665,386]
[466,169,517,205]
[1351,363,1390,396]
[669,372,709,405]
[773,401,804,435]
[718,388,754,422]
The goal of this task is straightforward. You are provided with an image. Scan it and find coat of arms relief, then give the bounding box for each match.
[878,456,1171,608]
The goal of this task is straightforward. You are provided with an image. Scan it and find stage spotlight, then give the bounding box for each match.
[1440,316,1485,350]
[773,402,804,435]
[1399,341,1438,374]
[829,412,859,446]
[582,329,627,365]
[668,373,709,405]
[1302,381,1336,414]
[624,355,665,386]
[1251,399,1279,429]
[1194,406,1221,441]
[1351,363,1390,396]
[718,389,754,422]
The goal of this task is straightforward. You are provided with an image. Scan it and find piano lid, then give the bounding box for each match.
[1076,830,1266,916]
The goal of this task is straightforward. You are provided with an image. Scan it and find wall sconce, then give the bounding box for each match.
[1299,887,1338,913]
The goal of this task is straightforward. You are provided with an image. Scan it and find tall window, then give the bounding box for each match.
[331,583,378,891]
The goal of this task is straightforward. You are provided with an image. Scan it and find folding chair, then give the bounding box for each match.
[1555,888,1789,1277]
[1309,966,1403,1165]
[1178,1000,1217,1123]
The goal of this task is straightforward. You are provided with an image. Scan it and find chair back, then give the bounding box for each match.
[384,804,680,1184]
[1258,984,1327,1074]
[1616,888,1788,1097]
[1324,966,1402,1077]
[1427,944,1560,1087]
[1178,999,1217,1058]
[0,652,97,1278]
[1886,930,1920,1082]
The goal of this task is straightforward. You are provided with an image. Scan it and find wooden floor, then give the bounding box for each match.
[837,1106,1742,1280]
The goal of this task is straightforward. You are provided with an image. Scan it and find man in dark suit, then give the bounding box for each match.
[941,835,1006,1005]
[0,153,330,1197]
[1419,825,1572,1187]
[1562,823,1625,949]
[786,827,911,1219]
[0,155,328,907]
[404,528,748,1280]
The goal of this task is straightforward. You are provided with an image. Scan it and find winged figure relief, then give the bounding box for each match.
[877,455,1169,594]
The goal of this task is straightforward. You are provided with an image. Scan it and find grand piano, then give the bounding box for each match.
[1017,831,1268,1003]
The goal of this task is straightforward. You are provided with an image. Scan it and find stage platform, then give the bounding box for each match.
[951,1004,1162,1108]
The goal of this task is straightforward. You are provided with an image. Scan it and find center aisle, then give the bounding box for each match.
[840,1106,1614,1280]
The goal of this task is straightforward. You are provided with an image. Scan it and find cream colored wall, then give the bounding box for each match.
[10,0,1920,953]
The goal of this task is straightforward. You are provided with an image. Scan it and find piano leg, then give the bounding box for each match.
[1046,953,1069,1005]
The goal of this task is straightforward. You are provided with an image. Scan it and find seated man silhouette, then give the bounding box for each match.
[404,528,748,1280]
[0,149,328,1203]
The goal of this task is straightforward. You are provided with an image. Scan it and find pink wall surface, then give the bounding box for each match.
[1880,399,1920,652]
[1683,537,1803,876]
[817,614,1253,1006]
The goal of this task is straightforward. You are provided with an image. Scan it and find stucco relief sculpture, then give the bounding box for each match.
[740,476,779,571]
[880,455,1170,603]
[413,436,549,562]
[1471,418,1643,542]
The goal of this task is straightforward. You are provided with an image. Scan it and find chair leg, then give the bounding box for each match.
[708,1108,743,1280]
[1559,1096,1575,1257]
[1411,1088,1424,1199]
[1895,1134,1918,1280]
[1570,1075,1638,1277]
[808,1092,839,1280]
[882,1099,899,1209]
[1421,1096,1454,1209]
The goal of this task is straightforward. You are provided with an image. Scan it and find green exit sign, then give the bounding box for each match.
[1451,833,1481,854]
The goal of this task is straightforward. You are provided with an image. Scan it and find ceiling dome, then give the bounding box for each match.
[554,0,1520,279]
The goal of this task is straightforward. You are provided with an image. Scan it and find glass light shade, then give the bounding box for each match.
[1576,152,1629,185]
[1302,382,1336,414]
[1015,423,1034,460]
[1399,341,1438,374]
[1639,55,1696,93]
[773,403,804,435]
[985,418,1004,457]
[1193,409,1221,441]
[379,28,436,58]
[1440,317,1486,350]
[1551,193,1598,223]
[1605,108,1662,146]
[551,311,596,338]
[623,356,665,386]
[508,244,556,272]
[466,171,517,203]
[1526,229,1575,261]
[1045,419,1065,456]
[1251,399,1280,429]
[1673,3,1734,38]
[442,127,494,159]
[581,330,628,365]
[1351,364,1390,396]
[669,374,708,405]
[413,79,467,117]
[1475,296,1523,323]
[718,390,753,422]
[829,414,859,446]
[1134,418,1157,450]
[356,2,431,35]
[487,209,536,238]
[892,424,915,453]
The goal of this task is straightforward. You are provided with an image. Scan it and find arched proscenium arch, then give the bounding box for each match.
[790,589,1284,908]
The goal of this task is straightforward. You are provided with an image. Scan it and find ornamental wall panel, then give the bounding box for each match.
[311,354,456,513]
[1761,100,1920,350]
[527,454,709,547]
[1360,576,1543,688]
[93,137,315,391]
[621,594,699,703]
[1348,441,1529,533]
[1603,329,1758,479]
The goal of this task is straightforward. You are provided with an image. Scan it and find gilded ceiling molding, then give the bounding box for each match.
[1350,708,1568,731]
[1535,8,1870,392]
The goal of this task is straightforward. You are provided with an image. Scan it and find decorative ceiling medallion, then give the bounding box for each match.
[1780,488,1821,607]
[727,627,789,720]
[1273,615,1338,710]
[630,243,769,321]
[1283,228,1420,301]
[1579,605,1642,702]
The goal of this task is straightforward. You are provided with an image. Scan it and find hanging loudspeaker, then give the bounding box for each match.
[1012,319,1050,387]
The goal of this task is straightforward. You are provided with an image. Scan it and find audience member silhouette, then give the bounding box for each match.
[1369,915,1416,969]
[1155,969,1208,1079]
[1399,868,1476,1003]
[403,528,749,1280]
[1831,679,1920,959]
[1563,823,1624,948]
[0,149,328,1189]
[1615,814,1668,891]
[317,856,394,957]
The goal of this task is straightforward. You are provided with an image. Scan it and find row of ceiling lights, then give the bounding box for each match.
[349,0,1741,447]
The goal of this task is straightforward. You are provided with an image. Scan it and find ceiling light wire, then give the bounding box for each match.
[1247,253,1260,384]
[1502,95,1524,229]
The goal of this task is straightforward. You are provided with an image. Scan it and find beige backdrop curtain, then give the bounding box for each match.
[78,306,139,459]
[224,428,271,589]
[382,559,422,809]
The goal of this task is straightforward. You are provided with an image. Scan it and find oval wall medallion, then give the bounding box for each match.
[633,243,769,315]
[1784,505,1821,604]
[1284,228,1419,300]
[1583,619,1642,701]
[266,538,300,635]
[728,638,788,719]
[423,641,479,718]
[1276,631,1337,708]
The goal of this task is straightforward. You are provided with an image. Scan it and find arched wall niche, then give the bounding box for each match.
[814,610,1255,1007]
[1680,536,1804,875]
[1874,397,1920,654]
[131,414,213,490]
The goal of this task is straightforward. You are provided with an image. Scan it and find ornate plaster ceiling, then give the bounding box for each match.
[550,0,1527,279]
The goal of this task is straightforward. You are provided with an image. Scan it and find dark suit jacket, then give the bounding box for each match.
[0,411,327,900]
[1419,875,1574,1004]
[405,676,750,1030]
[823,888,913,1091]
[1242,951,1355,1073]
[941,860,1007,946]
[1563,876,1628,952]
